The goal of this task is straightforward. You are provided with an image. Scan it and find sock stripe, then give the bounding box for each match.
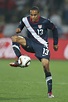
[46,76,52,83]
[12,45,20,51]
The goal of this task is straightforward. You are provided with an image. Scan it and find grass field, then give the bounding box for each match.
[0,59,68,102]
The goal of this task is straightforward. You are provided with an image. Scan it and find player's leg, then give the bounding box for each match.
[12,35,26,57]
[10,35,27,67]
[41,58,54,98]
[33,43,54,98]
[10,35,34,67]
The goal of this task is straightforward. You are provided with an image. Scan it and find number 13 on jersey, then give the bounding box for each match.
[43,47,49,55]
[37,29,43,35]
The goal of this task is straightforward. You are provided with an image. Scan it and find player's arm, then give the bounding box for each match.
[16,19,25,34]
[46,20,58,51]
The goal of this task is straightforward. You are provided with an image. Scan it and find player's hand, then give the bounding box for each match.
[53,45,58,51]
[16,28,21,33]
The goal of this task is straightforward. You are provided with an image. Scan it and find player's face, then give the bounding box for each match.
[30,10,40,22]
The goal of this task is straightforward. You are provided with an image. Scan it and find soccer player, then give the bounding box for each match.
[10,6,58,98]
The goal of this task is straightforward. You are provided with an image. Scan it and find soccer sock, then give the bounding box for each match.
[45,71,52,93]
[12,42,21,58]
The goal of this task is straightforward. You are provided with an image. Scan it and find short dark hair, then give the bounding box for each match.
[30,6,40,13]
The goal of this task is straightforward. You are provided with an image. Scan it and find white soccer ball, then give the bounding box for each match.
[18,55,31,67]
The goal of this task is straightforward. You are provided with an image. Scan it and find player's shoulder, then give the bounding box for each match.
[21,15,29,21]
[41,16,50,23]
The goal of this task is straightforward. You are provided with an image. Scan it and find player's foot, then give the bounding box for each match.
[48,93,54,98]
[10,60,21,67]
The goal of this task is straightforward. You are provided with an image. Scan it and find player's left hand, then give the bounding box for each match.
[53,45,58,51]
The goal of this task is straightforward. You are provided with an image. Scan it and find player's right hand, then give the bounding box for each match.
[53,45,58,51]
[16,28,21,33]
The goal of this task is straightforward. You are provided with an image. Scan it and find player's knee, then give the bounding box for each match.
[41,58,49,70]
[41,58,49,66]
[41,58,50,73]
[11,36,26,46]
[11,36,18,42]
[17,36,26,46]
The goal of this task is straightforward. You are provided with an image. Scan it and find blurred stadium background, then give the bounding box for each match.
[0,0,68,60]
[0,1,68,102]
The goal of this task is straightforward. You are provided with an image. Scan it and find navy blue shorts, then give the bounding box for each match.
[22,37,50,61]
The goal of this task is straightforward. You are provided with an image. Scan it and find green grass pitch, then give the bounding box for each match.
[0,59,68,102]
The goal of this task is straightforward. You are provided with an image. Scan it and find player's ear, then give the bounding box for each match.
[38,12,40,15]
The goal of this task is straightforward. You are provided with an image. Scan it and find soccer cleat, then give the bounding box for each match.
[48,93,54,98]
[10,60,21,67]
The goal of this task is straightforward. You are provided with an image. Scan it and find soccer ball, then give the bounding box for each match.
[18,55,31,67]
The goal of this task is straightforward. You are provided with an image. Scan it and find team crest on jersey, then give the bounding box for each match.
[38,25,42,29]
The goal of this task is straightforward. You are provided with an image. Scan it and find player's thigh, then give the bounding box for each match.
[33,44,50,60]
[11,35,26,46]
[17,36,26,46]
[21,37,35,53]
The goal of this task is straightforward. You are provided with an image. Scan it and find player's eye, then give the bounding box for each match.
[30,14,37,16]
[34,14,37,16]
